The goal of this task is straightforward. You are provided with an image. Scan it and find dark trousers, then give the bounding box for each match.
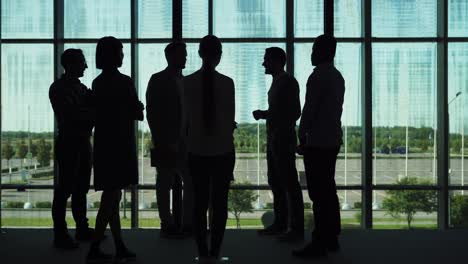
[303,146,341,241]
[156,167,183,229]
[189,152,234,257]
[267,136,304,231]
[52,137,92,234]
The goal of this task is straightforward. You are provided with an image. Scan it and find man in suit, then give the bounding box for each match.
[293,34,345,259]
[49,49,95,249]
[146,41,192,238]
[253,47,304,242]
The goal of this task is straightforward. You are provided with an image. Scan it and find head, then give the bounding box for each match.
[96,36,124,70]
[312,34,337,66]
[61,49,87,78]
[198,35,222,69]
[262,47,286,75]
[165,41,187,69]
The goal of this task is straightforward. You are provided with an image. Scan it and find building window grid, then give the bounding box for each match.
[0,0,466,229]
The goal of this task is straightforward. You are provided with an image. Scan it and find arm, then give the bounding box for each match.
[49,85,95,123]
[128,78,144,121]
[229,79,236,131]
[299,74,322,144]
[146,75,179,145]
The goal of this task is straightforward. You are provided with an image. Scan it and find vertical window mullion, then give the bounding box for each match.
[53,0,64,190]
[437,0,449,230]
[208,0,213,35]
[173,0,182,40]
[324,0,333,35]
[362,0,373,229]
[131,0,139,229]
[286,0,294,74]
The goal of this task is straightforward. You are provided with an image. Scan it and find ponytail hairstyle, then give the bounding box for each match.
[199,35,222,135]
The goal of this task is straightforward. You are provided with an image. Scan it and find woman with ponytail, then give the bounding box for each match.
[183,35,236,264]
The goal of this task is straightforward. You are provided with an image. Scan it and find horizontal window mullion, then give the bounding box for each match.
[371,37,440,42]
[373,185,440,190]
[1,39,54,43]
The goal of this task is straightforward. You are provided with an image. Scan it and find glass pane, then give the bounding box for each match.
[450,191,468,228]
[63,44,132,88]
[1,0,53,39]
[139,189,359,229]
[448,43,468,186]
[183,0,208,38]
[214,0,286,38]
[373,190,437,229]
[1,189,132,228]
[137,43,202,201]
[219,43,285,124]
[186,43,285,184]
[334,0,361,37]
[139,0,172,38]
[372,43,437,185]
[295,0,323,37]
[295,43,362,185]
[449,0,468,37]
[1,190,54,227]
[138,190,159,228]
[372,0,437,37]
[64,0,131,39]
[1,44,54,186]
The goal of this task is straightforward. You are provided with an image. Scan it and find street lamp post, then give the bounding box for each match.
[448,91,462,190]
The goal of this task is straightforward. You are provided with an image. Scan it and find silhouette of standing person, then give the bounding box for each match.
[86,36,144,263]
[146,41,193,238]
[293,34,345,259]
[49,49,95,249]
[184,35,236,264]
[253,47,304,242]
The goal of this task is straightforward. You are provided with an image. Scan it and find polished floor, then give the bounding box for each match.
[0,229,467,264]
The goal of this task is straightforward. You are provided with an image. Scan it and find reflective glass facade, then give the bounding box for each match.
[1,0,467,229]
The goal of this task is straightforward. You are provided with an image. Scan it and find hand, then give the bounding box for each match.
[252,110,264,120]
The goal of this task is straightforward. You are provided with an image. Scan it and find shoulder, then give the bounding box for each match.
[119,73,134,84]
[184,71,200,81]
[215,71,234,86]
[150,70,167,82]
[285,73,299,86]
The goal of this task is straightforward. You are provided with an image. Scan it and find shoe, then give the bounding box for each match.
[115,248,136,262]
[292,242,327,259]
[257,225,286,236]
[277,230,305,243]
[86,247,113,264]
[75,227,95,241]
[326,237,340,252]
[53,233,79,250]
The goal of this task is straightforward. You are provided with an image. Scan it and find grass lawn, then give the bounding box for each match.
[1,217,436,229]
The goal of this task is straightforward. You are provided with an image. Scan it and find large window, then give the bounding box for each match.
[1,0,467,230]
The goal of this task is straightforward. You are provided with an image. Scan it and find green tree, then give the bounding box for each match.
[144,139,152,157]
[452,139,462,154]
[228,182,258,229]
[420,140,429,152]
[15,140,28,167]
[37,139,51,167]
[382,177,437,229]
[29,139,38,157]
[450,194,468,227]
[2,140,15,169]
